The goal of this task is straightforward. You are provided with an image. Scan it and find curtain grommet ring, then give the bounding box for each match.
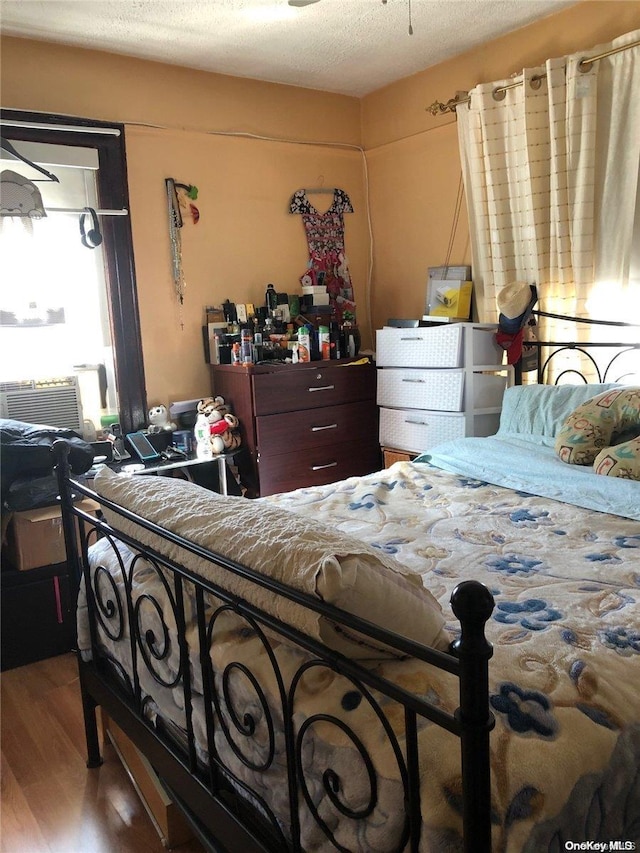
[530,75,544,90]
[578,57,593,74]
[493,87,507,102]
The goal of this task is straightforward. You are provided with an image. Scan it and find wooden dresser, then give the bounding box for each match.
[210,359,380,496]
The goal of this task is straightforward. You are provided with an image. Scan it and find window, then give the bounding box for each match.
[0,110,146,435]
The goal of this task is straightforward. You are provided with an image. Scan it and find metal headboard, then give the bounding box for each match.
[516,310,640,385]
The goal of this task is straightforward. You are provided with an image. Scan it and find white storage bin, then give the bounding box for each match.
[377,368,465,411]
[377,368,507,412]
[379,406,501,454]
[376,323,502,369]
[379,407,466,452]
[377,325,462,368]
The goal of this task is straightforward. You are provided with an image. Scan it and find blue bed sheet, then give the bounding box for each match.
[417,436,640,521]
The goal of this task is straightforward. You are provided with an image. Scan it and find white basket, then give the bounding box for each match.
[377,325,462,367]
[379,407,466,452]
[377,368,465,411]
[379,406,502,453]
[376,323,502,368]
[377,368,507,413]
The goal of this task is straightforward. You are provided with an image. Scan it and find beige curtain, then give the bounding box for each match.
[457,29,640,382]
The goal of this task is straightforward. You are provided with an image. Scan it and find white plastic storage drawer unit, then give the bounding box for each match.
[379,407,501,454]
[376,322,508,457]
[376,323,501,369]
[377,368,506,412]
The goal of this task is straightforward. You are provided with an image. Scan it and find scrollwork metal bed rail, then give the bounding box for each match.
[516,310,640,385]
[54,440,496,853]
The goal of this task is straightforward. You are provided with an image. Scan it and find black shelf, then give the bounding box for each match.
[1,558,75,671]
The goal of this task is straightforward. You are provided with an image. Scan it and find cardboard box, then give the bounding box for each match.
[102,713,193,847]
[428,265,472,281]
[4,499,100,571]
[426,279,473,320]
[302,285,330,305]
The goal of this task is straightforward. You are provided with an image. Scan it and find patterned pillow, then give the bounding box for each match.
[593,436,640,480]
[555,387,640,478]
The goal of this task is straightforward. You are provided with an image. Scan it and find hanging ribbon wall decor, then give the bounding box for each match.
[165,177,199,329]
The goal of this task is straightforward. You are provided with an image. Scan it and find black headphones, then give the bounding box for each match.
[79,207,103,249]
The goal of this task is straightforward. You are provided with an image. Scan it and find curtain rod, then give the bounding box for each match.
[0,119,120,135]
[45,207,129,216]
[427,36,640,115]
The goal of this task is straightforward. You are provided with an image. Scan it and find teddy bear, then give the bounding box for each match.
[196,396,241,454]
[147,404,176,433]
[197,396,229,425]
[209,413,242,454]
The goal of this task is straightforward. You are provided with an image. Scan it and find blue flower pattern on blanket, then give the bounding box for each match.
[507,507,551,527]
[486,555,543,576]
[598,625,640,655]
[347,492,387,511]
[455,476,488,488]
[490,683,558,738]
[262,461,640,848]
[614,533,640,549]
[585,551,622,563]
[494,598,562,631]
[371,537,411,555]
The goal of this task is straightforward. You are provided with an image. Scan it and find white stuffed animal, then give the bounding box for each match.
[148,404,176,433]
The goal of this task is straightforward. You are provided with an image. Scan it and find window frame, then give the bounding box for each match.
[1,108,147,434]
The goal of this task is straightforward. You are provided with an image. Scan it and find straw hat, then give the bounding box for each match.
[497,282,533,319]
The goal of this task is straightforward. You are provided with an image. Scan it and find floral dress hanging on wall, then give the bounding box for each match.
[289,188,356,322]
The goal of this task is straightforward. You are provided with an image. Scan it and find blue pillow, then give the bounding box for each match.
[497,384,620,446]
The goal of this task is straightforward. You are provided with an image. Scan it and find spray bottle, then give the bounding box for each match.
[194,413,213,459]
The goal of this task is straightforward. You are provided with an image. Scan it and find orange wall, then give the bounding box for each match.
[2,1,640,407]
[1,38,366,406]
[361,1,640,332]
[125,125,368,403]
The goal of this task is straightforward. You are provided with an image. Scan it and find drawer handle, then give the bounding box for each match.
[308,384,335,392]
[405,418,429,426]
[311,461,338,471]
[401,378,426,383]
[311,423,338,431]
[400,336,424,341]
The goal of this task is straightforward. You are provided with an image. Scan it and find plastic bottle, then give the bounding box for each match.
[240,327,254,364]
[319,325,330,359]
[265,283,278,313]
[297,327,311,362]
[194,413,213,459]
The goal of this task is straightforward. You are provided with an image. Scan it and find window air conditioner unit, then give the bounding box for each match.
[0,377,84,434]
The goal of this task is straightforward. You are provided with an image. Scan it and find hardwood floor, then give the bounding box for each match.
[1,653,204,853]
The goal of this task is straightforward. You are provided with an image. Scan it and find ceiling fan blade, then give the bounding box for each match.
[288,0,321,6]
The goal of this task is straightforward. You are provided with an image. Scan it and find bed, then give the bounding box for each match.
[54,319,640,853]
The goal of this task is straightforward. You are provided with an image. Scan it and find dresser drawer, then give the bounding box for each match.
[257,441,381,496]
[377,368,507,412]
[378,368,464,411]
[376,324,501,368]
[253,363,376,415]
[257,400,378,454]
[379,406,501,454]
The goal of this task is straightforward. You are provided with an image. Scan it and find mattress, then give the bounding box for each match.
[80,450,640,851]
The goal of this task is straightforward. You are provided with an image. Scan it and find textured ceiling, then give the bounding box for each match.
[0,0,576,97]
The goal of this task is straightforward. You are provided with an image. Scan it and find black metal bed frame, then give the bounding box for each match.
[515,310,640,385]
[54,442,496,853]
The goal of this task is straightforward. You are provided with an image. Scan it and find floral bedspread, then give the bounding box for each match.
[83,460,640,851]
[262,461,640,851]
